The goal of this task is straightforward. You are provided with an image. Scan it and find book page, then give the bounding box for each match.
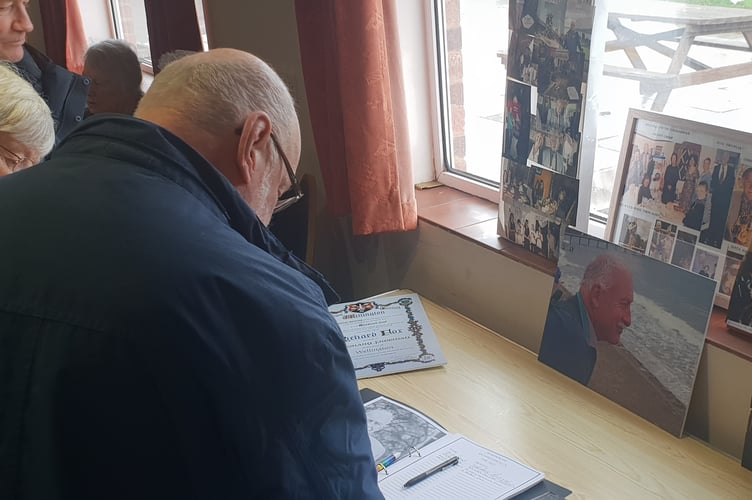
[378,435,544,500]
[366,396,447,466]
[329,293,447,378]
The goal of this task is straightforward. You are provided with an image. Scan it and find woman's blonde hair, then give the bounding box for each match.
[0,62,55,157]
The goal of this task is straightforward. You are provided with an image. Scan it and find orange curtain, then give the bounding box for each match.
[65,0,87,74]
[295,0,417,236]
[38,0,86,73]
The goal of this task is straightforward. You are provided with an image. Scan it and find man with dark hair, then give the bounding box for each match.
[539,254,634,385]
[0,1,88,143]
[702,152,736,247]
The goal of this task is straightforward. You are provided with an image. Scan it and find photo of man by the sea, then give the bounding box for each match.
[545,229,715,437]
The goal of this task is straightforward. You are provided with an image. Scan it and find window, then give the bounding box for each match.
[110,0,151,65]
[590,0,752,224]
[434,0,507,201]
[109,0,209,70]
[433,0,752,221]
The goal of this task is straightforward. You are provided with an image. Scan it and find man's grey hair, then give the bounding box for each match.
[581,253,630,292]
[0,63,54,156]
[84,39,143,94]
[137,51,298,147]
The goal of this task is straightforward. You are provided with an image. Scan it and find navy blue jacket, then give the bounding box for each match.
[17,45,89,144]
[538,294,597,386]
[0,116,381,499]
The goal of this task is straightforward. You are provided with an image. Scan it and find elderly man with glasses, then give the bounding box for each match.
[0,48,383,499]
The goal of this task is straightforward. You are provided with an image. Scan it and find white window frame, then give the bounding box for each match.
[421,0,501,203]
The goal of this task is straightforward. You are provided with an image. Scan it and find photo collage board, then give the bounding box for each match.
[499,0,596,262]
[607,110,752,309]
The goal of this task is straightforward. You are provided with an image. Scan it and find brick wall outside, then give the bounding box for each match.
[445,0,466,172]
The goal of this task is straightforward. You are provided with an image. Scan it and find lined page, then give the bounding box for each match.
[378,435,544,500]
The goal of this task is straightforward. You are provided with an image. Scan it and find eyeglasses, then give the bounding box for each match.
[269,132,304,214]
[0,143,29,173]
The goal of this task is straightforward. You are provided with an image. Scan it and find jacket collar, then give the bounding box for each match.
[57,115,340,304]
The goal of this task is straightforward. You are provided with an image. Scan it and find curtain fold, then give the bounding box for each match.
[65,0,87,74]
[295,0,417,236]
[143,0,203,74]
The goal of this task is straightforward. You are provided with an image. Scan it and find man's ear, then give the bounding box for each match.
[236,111,272,184]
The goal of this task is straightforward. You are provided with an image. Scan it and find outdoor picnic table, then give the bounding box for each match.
[605,0,752,111]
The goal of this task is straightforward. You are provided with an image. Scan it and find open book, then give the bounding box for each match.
[363,392,545,499]
[377,433,544,499]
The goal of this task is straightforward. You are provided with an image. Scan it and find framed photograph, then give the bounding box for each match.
[605,109,752,308]
[541,228,716,437]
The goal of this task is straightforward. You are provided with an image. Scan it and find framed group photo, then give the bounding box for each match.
[605,109,752,308]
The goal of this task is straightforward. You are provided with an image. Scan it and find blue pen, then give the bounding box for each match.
[376,452,401,472]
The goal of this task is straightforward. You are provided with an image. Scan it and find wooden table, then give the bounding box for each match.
[604,0,752,111]
[358,294,752,499]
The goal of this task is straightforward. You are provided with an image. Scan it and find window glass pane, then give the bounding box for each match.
[78,0,114,44]
[110,0,151,64]
[437,0,752,224]
[591,0,752,221]
[195,0,209,50]
[440,0,508,185]
[109,0,209,67]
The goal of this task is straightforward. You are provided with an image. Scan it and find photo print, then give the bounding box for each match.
[692,247,721,281]
[507,0,595,177]
[725,163,752,247]
[727,247,752,336]
[502,160,579,224]
[502,79,532,164]
[617,213,651,254]
[499,197,562,261]
[608,110,752,308]
[542,228,715,437]
[719,245,745,298]
[364,396,447,465]
[507,32,544,86]
[671,229,698,271]
[648,219,677,264]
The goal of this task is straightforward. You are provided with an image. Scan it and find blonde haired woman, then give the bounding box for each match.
[0,63,55,176]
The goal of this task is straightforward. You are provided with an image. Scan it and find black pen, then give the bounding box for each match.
[403,456,460,488]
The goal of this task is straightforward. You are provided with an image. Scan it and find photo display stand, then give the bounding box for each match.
[605,108,752,310]
[498,0,598,262]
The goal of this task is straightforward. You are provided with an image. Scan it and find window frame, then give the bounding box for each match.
[426,0,501,204]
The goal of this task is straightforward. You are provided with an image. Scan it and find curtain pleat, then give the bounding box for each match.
[295,0,417,235]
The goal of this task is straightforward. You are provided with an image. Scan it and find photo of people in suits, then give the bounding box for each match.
[701,150,739,248]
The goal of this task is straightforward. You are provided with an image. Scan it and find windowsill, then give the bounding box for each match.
[415,185,752,362]
[415,185,557,276]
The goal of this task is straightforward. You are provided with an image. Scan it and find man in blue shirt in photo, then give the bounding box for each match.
[539,254,634,385]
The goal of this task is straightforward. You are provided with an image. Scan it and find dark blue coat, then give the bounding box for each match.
[0,116,382,499]
[18,45,90,144]
[538,294,597,386]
